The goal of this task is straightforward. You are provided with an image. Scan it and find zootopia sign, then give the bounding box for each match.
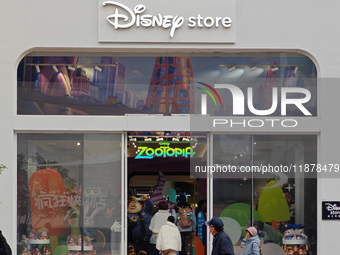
[135,142,195,159]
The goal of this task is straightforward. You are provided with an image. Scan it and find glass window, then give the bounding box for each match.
[17,133,122,255]
[17,53,317,116]
[212,135,317,255]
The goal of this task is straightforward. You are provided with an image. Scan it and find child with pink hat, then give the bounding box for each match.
[240,226,261,255]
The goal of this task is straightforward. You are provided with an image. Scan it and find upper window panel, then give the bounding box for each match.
[17,53,317,116]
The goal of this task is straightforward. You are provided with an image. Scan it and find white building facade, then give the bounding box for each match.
[0,0,340,255]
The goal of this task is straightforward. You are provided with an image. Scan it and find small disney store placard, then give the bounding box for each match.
[322,201,340,220]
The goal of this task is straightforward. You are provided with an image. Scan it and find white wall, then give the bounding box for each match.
[1,0,340,254]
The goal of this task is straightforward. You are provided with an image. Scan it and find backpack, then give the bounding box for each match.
[178,206,193,228]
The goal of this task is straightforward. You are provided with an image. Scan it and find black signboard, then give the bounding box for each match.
[322,201,340,220]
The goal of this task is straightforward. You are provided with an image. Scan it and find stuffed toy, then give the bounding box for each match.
[295,229,308,240]
[284,229,295,240]
[127,196,154,254]
[297,247,308,255]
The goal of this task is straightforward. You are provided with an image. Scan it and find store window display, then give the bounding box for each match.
[213,135,317,255]
[17,134,122,255]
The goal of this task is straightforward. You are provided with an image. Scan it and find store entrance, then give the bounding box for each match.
[127,133,208,255]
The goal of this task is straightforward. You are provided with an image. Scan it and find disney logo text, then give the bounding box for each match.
[325,203,340,211]
[102,1,232,38]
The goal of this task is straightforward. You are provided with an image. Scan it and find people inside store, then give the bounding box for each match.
[156,216,182,255]
[196,200,207,255]
[149,201,171,255]
[172,195,196,255]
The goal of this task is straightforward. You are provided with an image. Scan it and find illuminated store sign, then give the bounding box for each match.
[135,142,195,159]
[98,0,236,43]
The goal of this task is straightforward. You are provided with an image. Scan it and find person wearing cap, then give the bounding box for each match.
[240,226,261,255]
[207,217,234,255]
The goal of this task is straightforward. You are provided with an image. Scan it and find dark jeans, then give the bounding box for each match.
[179,232,193,255]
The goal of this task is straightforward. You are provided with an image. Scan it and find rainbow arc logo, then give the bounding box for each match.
[197,82,223,106]
[197,82,223,114]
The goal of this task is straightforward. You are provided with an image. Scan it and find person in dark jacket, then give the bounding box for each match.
[207,218,234,255]
[0,230,12,255]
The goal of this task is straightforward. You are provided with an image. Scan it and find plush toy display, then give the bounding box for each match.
[295,229,307,240]
[282,225,309,255]
[64,189,94,249]
[127,195,154,255]
[42,246,51,255]
[283,229,295,240]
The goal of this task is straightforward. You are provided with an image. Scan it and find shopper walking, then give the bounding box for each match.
[156,216,181,255]
[207,217,234,255]
[240,227,261,255]
[149,201,171,255]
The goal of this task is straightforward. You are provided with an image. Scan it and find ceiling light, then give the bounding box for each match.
[68,65,76,71]
[294,66,299,74]
[191,137,198,142]
[129,137,137,142]
[35,65,40,73]
[228,66,236,72]
[52,65,58,73]
[95,66,102,72]
[249,66,257,72]
[271,66,278,72]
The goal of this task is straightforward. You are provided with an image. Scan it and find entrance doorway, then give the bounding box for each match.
[126,133,208,255]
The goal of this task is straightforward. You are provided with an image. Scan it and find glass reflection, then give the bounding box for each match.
[17,134,122,255]
[212,135,317,255]
[17,53,317,116]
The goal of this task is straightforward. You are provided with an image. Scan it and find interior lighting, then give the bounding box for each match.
[271,66,279,72]
[144,137,152,142]
[156,137,164,142]
[35,65,40,73]
[68,65,76,71]
[95,66,102,72]
[52,65,58,73]
[191,137,198,142]
[294,66,299,74]
[249,66,257,72]
[129,137,137,142]
[172,137,180,142]
[228,66,236,72]
[182,137,190,142]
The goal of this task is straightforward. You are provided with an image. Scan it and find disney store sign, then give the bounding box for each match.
[98,0,236,43]
[322,201,340,220]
